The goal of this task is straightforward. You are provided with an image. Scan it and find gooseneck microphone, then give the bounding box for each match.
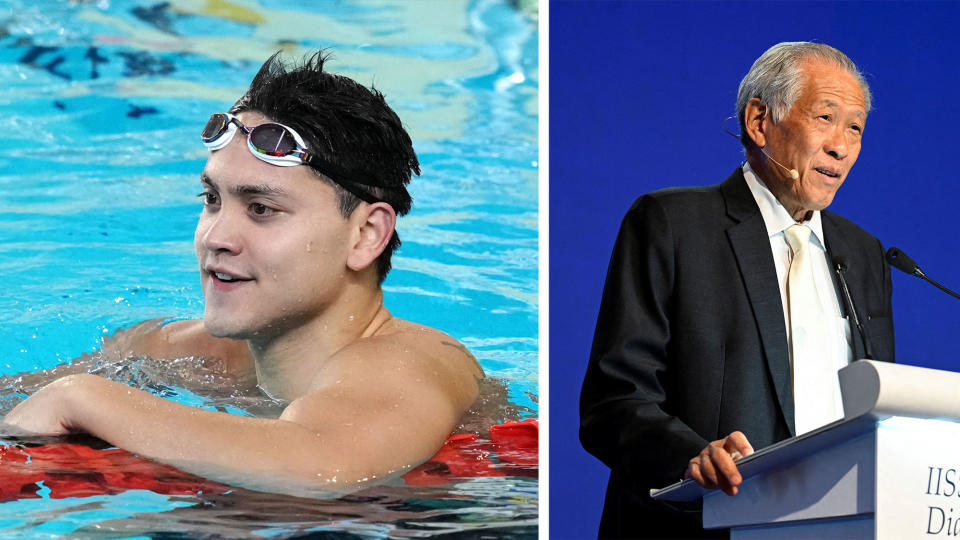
[760,147,800,180]
[886,247,960,300]
[832,256,874,360]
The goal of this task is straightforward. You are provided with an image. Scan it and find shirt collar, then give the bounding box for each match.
[742,161,825,249]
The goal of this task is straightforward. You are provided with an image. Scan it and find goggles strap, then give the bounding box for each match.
[305,153,388,204]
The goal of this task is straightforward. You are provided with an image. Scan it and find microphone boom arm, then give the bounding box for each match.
[924,275,960,300]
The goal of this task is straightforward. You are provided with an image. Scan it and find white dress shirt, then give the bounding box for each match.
[741,162,852,426]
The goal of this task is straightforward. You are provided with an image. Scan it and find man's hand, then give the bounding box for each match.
[684,431,754,496]
[3,374,90,436]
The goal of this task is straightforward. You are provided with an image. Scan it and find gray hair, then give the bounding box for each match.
[736,42,872,148]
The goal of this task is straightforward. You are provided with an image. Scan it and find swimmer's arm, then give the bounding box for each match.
[0,319,183,390]
[0,319,250,405]
[101,319,251,371]
[2,334,480,496]
[0,320,166,395]
[0,358,94,400]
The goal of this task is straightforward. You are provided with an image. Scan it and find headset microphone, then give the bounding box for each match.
[720,115,800,180]
[760,147,799,180]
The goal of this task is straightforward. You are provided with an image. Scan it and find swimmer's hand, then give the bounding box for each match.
[3,375,82,436]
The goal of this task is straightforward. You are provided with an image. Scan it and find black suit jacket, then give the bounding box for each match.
[579,169,894,539]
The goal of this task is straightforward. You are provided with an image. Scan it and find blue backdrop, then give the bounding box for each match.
[549,1,960,537]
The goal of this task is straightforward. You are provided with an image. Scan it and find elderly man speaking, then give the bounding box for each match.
[580,42,894,539]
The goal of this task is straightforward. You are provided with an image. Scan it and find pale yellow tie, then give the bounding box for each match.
[784,224,842,435]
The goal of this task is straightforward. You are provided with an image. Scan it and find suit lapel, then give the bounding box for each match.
[721,170,795,436]
[822,213,867,360]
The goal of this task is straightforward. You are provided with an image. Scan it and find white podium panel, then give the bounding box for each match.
[876,417,960,539]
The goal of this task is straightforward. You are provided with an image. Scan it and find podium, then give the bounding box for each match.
[652,360,960,539]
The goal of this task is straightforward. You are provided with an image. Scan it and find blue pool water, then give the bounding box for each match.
[0,0,538,536]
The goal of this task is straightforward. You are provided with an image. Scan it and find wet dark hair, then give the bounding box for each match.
[229,51,420,284]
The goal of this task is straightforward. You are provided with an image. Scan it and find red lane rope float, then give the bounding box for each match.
[0,419,539,498]
[403,419,538,486]
[0,444,229,500]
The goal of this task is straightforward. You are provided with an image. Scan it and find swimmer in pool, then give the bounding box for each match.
[2,51,484,497]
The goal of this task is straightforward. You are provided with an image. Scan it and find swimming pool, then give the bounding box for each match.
[0,0,538,536]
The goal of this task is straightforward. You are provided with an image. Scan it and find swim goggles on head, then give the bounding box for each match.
[202,112,315,167]
[200,112,378,202]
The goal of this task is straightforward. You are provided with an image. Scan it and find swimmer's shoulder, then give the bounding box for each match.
[317,318,483,408]
[102,318,252,373]
[381,318,483,370]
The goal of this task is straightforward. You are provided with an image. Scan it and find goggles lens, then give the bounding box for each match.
[201,113,231,143]
[249,123,298,157]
